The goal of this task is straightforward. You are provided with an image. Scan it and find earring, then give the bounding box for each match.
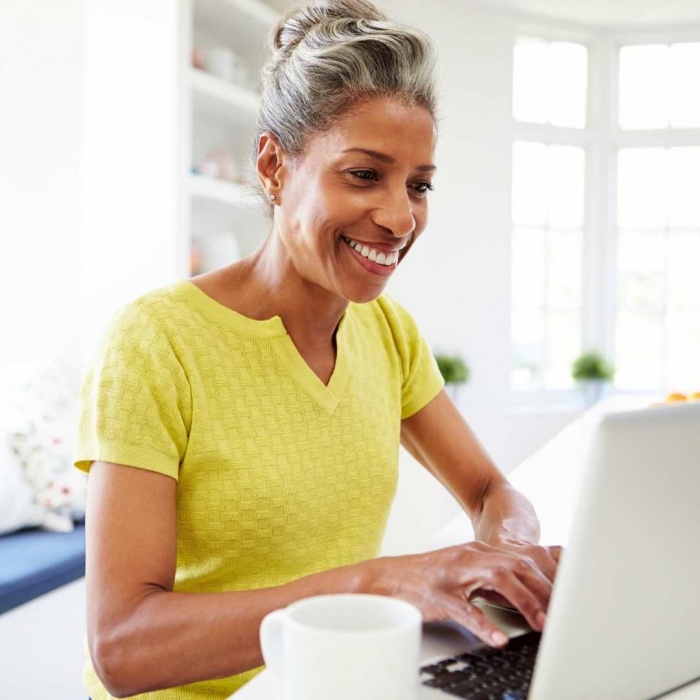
[269,194,276,201]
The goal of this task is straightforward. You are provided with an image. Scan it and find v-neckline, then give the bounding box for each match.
[176,280,351,416]
[273,312,350,415]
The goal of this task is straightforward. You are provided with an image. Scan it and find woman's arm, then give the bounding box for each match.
[400,389,538,540]
[400,389,561,579]
[86,462,370,697]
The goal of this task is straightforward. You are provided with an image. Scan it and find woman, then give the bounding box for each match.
[75,1,561,698]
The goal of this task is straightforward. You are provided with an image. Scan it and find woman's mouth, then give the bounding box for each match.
[341,236,401,276]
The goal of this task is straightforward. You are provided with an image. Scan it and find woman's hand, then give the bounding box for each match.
[490,540,562,583]
[367,541,557,647]
[469,540,563,614]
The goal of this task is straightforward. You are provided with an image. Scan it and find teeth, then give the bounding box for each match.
[344,237,400,267]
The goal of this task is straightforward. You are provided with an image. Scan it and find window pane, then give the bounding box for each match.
[667,232,700,310]
[547,145,585,227]
[666,311,700,388]
[512,141,547,226]
[512,228,546,309]
[617,231,666,310]
[669,43,700,128]
[544,310,580,389]
[548,229,583,309]
[668,147,700,227]
[511,309,545,390]
[615,311,664,390]
[513,37,550,125]
[617,148,668,229]
[619,44,669,130]
[549,42,587,128]
[513,37,587,128]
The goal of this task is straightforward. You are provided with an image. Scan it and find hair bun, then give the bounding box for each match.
[273,0,388,53]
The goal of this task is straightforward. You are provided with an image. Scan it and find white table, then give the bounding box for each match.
[233,396,700,699]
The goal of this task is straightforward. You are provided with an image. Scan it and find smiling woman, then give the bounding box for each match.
[74,1,560,699]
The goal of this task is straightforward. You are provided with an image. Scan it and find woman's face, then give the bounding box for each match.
[269,96,437,304]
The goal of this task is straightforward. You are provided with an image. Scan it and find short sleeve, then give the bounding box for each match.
[376,295,445,420]
[74,300,192,480]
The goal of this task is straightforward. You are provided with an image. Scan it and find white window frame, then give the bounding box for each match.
[509,22,700,409]
[509,22,598,409]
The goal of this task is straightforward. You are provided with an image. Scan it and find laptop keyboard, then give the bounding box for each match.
[420,631,541,700]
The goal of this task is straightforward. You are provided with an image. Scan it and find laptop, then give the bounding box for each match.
[418,402,700,699]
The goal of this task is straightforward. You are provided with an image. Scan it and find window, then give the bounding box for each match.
[615,147,700,389]
[510,37,589,393]
[511,142,585,390]
[513,37,588,128]
[511,33,700,397]
[619,43,700,130]
[615,41,700,390]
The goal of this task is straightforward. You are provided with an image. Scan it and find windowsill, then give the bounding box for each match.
[506,390,664,416]
[506,400,588,415]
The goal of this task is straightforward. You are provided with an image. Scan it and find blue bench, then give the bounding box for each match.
[0,523,86,615]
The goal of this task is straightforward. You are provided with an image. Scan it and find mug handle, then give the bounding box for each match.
[260,609,286,680]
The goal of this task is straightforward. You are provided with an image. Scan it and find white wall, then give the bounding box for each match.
[0,0,85,372]
[81,0,187,365]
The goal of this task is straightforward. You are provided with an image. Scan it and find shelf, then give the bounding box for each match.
[190,173,260,208]
[190,68,260,124]
[194,0,280,60]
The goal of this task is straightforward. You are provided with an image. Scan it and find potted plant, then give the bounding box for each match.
[435,354,470,402]
[571,350,615,405]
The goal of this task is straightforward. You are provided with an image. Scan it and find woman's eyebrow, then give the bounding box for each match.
[340,147,437,173]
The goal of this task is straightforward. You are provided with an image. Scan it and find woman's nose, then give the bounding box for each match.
[372,188,416,239]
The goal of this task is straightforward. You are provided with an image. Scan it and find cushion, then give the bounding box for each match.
[1,361,87,532]
[0,433,43,536]
[0,523,86,614]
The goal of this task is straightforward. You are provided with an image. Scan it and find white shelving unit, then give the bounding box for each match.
[190,68,260,122]
[185,0,285,274]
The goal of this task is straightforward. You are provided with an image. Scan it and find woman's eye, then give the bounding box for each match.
[411,181,434,197]
[350,170,379,181]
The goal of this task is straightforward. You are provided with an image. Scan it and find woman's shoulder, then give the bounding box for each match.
[111,279,200,328]
[354,293,420,334]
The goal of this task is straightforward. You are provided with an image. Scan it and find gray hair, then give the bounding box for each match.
[255,0,438,168]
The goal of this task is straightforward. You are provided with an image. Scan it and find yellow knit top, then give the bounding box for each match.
[74,279,444,699]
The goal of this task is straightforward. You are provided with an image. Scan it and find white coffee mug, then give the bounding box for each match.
[260,594,422,700]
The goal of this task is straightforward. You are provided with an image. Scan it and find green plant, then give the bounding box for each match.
[572,350,615,382]
[435,354,470,385]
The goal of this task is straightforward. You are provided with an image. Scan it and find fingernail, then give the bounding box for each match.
[536,611,547,629]
[491,631,508,646]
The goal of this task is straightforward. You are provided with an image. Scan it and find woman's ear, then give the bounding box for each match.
[257,132,285,203]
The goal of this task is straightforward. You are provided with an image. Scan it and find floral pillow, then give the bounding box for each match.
[0,432,44,535]
[3,362,87,533]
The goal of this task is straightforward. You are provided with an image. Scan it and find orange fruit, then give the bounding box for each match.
[666,392,687,403]
[688,392,700,402]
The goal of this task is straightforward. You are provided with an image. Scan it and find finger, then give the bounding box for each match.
[530,549,558,583]
[548,545,563,564]
[506,553,554,612]
[513,545,558,583]
[483,564,549,631]
[491,543,559,583]
[438,593,510,648]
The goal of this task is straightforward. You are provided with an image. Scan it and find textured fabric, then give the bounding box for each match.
[74,279,444,699]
